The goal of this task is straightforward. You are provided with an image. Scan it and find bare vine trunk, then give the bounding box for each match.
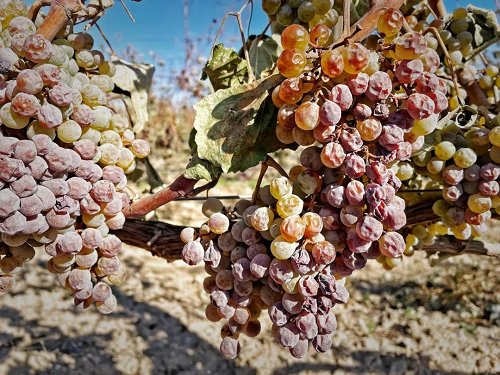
[111,202,500,260]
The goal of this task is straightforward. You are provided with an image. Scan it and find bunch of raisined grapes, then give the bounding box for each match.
[0,0,151,313]
[181,2,500,357]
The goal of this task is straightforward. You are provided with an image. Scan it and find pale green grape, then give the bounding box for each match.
[297,1,316,22]
[453,148,477,168]
[270,177,293,199]
[57,120,82,143]
[90,106,111,131]
[468,194,491,214]
[276,194,303,218]
[435,141,456,160]
[433,199,450,217]
[99,61,116,77]
[99,143,120,165]
[0,103,29,129]
[80,126,102,144]
[26,120,56,140]
[396,162,414,180]
[90,75,114,93]
[100,130,123,148]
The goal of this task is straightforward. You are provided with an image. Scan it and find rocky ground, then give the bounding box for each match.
[1,156,499,375]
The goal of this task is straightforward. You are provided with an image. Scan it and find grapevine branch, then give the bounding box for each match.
[111,213,500,261]
[32,0,84,41]
[207,0,256,84]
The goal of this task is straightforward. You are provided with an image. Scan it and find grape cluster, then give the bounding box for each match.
[179,5,471,357]
[0,3,150,313]
[262,0,339,33]
[420,120,500,242]
[181,158,409,359]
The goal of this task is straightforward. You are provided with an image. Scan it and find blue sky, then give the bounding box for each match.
[25,0,498,83]
[27,0,497,60]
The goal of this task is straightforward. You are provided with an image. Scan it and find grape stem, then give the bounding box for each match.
[402,18,413,33]
[118,0,135,22]
[250,155,289,204]
[95,22,117,56]
[207,0,256,84]
[427,0,447,18]
[251,161,268,205]
[27,0,52,21]
[425,27,463,107]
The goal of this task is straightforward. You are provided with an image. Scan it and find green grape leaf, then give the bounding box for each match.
[201,44,248,91]
[184,154,222,181]
[110,57,155,134]
[193,73,289,174]
[463,6,500,61]
[248,34,282,80]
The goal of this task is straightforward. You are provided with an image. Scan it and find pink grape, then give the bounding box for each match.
[91,180,116,203]
[298,275,319,297]
[345,180,365,206]
[329,84,353,111]
[347,72,369,95]
[35,64,61,85]
[352,103,372,121]
[290,339,309,359]
[23,34,52,63]
[1,211,26,235]
[32,134,56,155]
[322,183,347,208]
[312,241,336,265]
[406,93,435,119]
[269,302,291,326]
[278,322,300,348]
[379,125,404,151]
[10,175,37,198]
[11,93,40,118]
[343,153,365,179]
[82,228,104,249]
[181,241,204,265]
[341,249,367,270]
[291,248,313,274]
[340,128,363,152]
[16,69,43,94]
[71,104,95,127]
[316,312,337,334]
[428,92,448,113]
[395,59,424,84]
[320,142,345,169]
[365,71,392,101]
[250,253,271,278]
[340,205,363,227]
[379,232,405,257]
[102,165,125,184]
[38,103,63,128]
[319,100,341,126]
[319,205,341,230]
[346,228,372,253]
[295,311,318,339]
[19,194,43,217]
[312,334,333,353]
